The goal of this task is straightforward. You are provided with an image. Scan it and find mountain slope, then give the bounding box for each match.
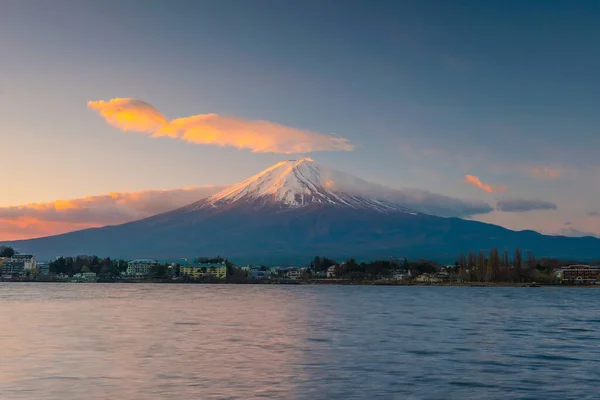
[4,159,600,263]
[185,158,413,213]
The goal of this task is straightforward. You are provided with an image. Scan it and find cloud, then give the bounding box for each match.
[463,174,507,193]
[496,199,558,212]
[318,169,493,218]
[530,167,561,179]
[88,98,354,154]
[588,211,600,217]
[386,188,494,217]
[0,186,224,241]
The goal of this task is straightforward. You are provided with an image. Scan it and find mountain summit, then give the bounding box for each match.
[186,158,411,213]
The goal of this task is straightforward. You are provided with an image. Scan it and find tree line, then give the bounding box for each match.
[455,248,564,283]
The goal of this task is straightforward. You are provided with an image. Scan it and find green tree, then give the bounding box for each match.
[0,246,15,258]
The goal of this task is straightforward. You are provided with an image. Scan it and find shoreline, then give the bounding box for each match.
[1,279,595,287]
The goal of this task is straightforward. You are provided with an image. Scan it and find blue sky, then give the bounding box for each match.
[1,0,599,238]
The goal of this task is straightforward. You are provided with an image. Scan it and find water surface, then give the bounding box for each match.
[1,284,599,399]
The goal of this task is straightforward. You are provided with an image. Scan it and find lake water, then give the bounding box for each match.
[1,284,600,399]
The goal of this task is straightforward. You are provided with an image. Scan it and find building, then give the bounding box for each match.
[72,272,97,282]
[248,268,271,280]
[557,265,600,283]
[415,273,442,283]
[285,269,302,280]
[36,262,50,275]
[180,263,227,279]
[1,261,25,277]
[11,254,36,270]
[326,265,337,278]
[390,269,411,280]
[126,259,158,277]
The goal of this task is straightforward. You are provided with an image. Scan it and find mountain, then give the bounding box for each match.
[185,158,414,213]
[550,227,599,239]
[4,158,600,263]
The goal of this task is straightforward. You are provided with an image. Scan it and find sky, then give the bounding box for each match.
[1,0,600,239]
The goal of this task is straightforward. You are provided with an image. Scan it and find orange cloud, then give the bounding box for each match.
[0,186,224,241]
[530,167,560,179]
[88,98,354,154]
[464,174,507,193]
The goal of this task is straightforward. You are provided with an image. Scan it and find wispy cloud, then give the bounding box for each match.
[463,174,507,193]
[588,211,600,217]
[386,188,493,217]
[0,186,224,240]
[496,199,558,213]
[89,98,354,154]
[530,167,561,179]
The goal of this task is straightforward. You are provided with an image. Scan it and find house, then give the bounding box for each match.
[390,269,411,280]
[436,270,450,281]
[180,263,227,279]
[326,265,337,278]
[126,259,158,277]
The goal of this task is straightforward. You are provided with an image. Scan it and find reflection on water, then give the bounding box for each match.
[1,284,600,399]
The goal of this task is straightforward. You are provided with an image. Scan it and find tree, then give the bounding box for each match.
[487,248,500,282]
[476,251,486,282]
[0,246,15,258]
[150,263,168,278]
[81,266,91,273]
[458,253,467,282]
[311,257,337,272]
[514,248,523,282]
[467,251,476,282]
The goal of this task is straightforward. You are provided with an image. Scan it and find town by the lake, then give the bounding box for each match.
[1,246,598,286]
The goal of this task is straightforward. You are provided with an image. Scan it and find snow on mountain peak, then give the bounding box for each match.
[189,158,413,213]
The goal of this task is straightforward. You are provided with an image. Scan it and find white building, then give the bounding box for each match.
[415,273,442,283]
[72,272,97,282]
[11,254,36,270]
[285,269,302,280]
[391,269,411,280]
[126,259,158,277]
[327,265,337,278]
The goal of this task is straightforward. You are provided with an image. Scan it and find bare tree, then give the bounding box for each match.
[476,251,486,282]
[514,248,523,283]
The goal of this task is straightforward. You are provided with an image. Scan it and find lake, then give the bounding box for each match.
[1,284,599,399]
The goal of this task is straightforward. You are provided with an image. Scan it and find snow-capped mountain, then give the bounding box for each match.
[5,159,600,263]
[186,158,413,213]
[550,228,599,238]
